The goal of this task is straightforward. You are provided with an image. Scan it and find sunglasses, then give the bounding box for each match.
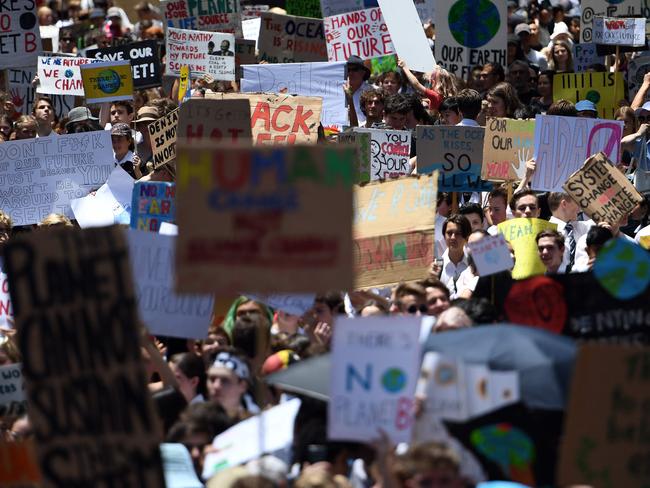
[406,304,428,315]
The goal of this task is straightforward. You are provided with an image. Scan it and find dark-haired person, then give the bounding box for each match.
[33,96,55,137]
[346,55,372,126]
[169,353,208,405]
[438,96,462,125]
[390,283,427,316]
[358,88,386,128]
[418,278,451,317]
[207,349,256,419]
[459,203,485,231]
[486,186,509,234]
[455,89,482,126]
[383,93,411,130]
[510,189,540,218]
[585,226,614,269]
[439,215,471,298]
[548,192,593,272]
[536,230,565,274]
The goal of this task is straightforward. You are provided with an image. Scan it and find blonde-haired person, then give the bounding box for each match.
[13,115,38,140]
[38,213,74,227]
[398,60,456,113]
[547,39,574,73]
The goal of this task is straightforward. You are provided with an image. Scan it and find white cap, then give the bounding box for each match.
[550,22,570,39]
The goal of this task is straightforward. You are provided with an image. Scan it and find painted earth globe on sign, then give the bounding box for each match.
[449,0,501,48]
[97,69,121,94]
[382,367,407,393]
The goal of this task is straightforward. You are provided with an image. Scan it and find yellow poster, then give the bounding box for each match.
[498,218,557,279]
[553,72,624,119]
[80,60,133,104]
[178,65,190,104]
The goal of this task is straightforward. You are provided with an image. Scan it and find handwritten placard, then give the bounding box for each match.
[417,125,492,192]
[355,128,412,180]
[553,72,625,119]
[338,131,371,183]
[130,182,176,232]
[245,293,315,316]
[179,98,252,143]
[149,108,179,169]
[497,218,558,280]
[329,316,422,444]
[37,56,102,96]
[0,363,25,417]
[0,131,115,226]
[85,40,162,90]
[8,67,75,119]
[532,115,624,192]
[593,17,646,46]
[573,43,605,72]
[559,344,650,487]
[161,0,243,36]
[176,144,355,293]
[258,11,327,63]
[482,117,535,182]
[2,225,164,486]
[0,268,13,329]
[323,7,394,62]
[354,174,438,289]
[564,152,643,224]
[468,234,514,276]
[0,0,41,69]
[166,28,236,81]
[206,92,322,144]
[127,229,214,339]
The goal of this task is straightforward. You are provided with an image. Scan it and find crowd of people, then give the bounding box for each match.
[0,0,649,487]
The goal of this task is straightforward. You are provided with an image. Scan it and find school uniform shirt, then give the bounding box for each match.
[115,150,135,166]
[549,216,593,273]
[435,213,447,257]
[440,248,469,299]
[456,119,480,127]
[573,231,636,272]
[456,266,479,297]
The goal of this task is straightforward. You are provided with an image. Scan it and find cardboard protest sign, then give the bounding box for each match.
[0,0,41,69]
[127,229,214,340]
[355,128,412,180]
[85,40,162,89]
[467,234,514,276]
[354,174,438,289]
[241,61,347,131]
[532,115,624,192]
[0,363,26,417]
[563,152,643,224]
[258,11,328,63]
[0,268,12,328]
[287,0,322,18]
[0,131,115,226]
[202,398,301,479]
[338,130,371,183]
[7,67,75,119]
[627,55,650,101]
[161,0,243,36]
[434,0,507,79]
[149,108,179,169]
[573,43,605,72]
[166,28,236,81]
[175,144,355,293]
[80,60,134,103]
[0,440,41,487]
[323,8,394,62]
[179,98,252,145]
[558,344,650,487]
[553,72,624,119]
[161,444,204,488]
[593,16,645,46]
[377,0,436,73]
[71,165,134,228]
[497,218,557,280]
[37,56,103,96]
[329,316,422,444]
[131,182,176,232]
[579,0,644,42]
[2,225,164,486]
[320,0,364,17]
[235,38,256,78]
[242,5,269,19]
[417,125,492,192]
[206,92,322,144]
[481,117,535,182]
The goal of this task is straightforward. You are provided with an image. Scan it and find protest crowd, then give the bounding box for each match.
[2,0,650,487]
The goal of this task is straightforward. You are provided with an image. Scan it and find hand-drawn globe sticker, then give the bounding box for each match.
[593,238,650,300]
[448,0,501,48]
[64,69,74,79]
[382,368,407,393]
[585,90,601,104]
[97,69,121,94]
[435,362,457,386]
[20,12,37,30]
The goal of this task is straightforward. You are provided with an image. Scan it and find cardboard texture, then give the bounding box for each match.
[175,143,354,293]
[563,152,643,224]
[338,131,372,183]
[2,226,164,487]
[323,8,394,62]
[417,125,492,192]
[558,344,650,487]
[553,72,625,119]
[178,98,252,143]
[258,11,327,63]
[205,92,321,144]
[497,218,558,280]
[354,174,438,289]
[482,118,535,182]
[149,108,179,169]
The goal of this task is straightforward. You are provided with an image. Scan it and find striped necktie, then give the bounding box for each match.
[565,222,576,272]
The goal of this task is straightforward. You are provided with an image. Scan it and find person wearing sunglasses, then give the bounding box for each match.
[390,282,427,316]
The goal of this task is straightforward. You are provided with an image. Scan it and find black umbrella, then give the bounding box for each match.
[423,324,576,410]
[265,354,330,401]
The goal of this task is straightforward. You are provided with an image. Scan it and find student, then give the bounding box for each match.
[459,203,486,231]
[32,96,55,137]
[455,89,482,126]
[536,230,565,274]
[547,192,593,272]
[510,189,541,218]
[438,214,471,299]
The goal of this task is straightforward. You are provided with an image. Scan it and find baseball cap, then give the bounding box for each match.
[635,101,650,114]
[515,23,531,36]
[111,122,131,137]
[106,7,121,18]
[576,100,597,112]
[135,106,159,124]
